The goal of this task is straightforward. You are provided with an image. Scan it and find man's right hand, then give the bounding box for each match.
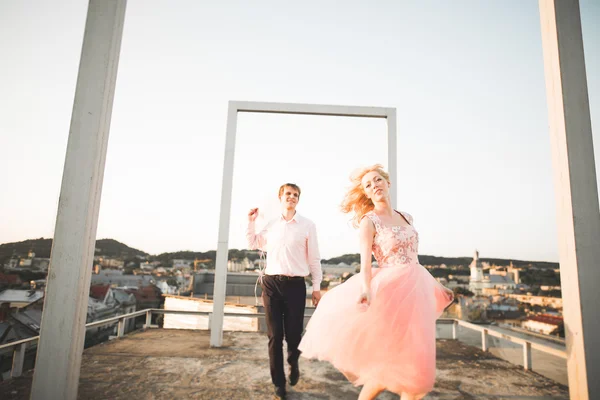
[248,208,259,222]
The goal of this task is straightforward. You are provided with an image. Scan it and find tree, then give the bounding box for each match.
[550,322,565,338]
[453,287,474,297]
[166,277,179,287]
[305,276,312,287]
[467,305,487,322]
[341,272,354,283]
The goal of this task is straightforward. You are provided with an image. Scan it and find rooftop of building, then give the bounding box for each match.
[0,290,44,304]
[89,284,110,300]
[0,329,569,399]
[526,314,564,326]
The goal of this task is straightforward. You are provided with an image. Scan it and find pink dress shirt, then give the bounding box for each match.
[246,213,323,289]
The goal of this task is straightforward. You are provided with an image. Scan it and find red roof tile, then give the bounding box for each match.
[526,314,563,326]
[0,273,21,285]
[89,285,110,300]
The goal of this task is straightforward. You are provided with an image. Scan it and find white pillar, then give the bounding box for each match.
[387,109,398,208]
[30,1,127,399]
[481,329,488,352]
[539,1,600,399]
[11,343,27,378]
[117,318,125,338]
[452,320,458,340]
[144,310,152,328]
[523,342,532,371]
[211,102,238,347]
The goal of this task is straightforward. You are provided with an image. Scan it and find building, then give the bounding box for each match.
[89,284,137,332]
[123,285,163,310]
[0,290,45,308]
[0,299,43,357]
[192,271,314,307]
[227,258,253,272]
[140,262,154,272]
[507,294,563,310]
[163,295,259,331]
[522,314,563,336]
[96,257,125,269]
[3,250,49,272]
[485,301,525,326]
[172,259,193,269]
[489,263,521,284]
[91,270,155,287]
[322,262,356,276]
[469,250,517,294]
[0,273,22,289]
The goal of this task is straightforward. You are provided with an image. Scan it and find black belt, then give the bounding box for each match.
[267,274,305,281]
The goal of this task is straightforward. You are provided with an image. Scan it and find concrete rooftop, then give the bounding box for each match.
[0,329,569,399]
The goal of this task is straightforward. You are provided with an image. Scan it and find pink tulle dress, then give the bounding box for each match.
[299,210,453,395]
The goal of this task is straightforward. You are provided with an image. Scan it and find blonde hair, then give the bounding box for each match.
[278,183,301,198]
[340,164,390,228]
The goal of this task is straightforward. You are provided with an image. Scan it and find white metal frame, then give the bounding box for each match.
[210,101,398,347]
[29,1,598,399]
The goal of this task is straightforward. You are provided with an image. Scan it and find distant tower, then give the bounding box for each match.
[469,250,484,294]
[508,261,520,284]
[8,250,19,269]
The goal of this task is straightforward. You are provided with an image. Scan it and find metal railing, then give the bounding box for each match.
[438,318,567,371]
[0,310,566,380]
[0,309,150,379]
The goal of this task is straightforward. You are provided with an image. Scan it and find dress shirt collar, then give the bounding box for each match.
[280,211,300,223]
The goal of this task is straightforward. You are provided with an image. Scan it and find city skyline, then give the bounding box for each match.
[1,1,599,261]
[0,235,560,265]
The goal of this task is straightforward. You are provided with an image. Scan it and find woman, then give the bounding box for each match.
[299,164,454,400]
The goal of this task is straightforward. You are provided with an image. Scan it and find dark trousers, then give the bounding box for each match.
[261,274,306,387]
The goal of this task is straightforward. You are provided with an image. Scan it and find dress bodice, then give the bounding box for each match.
[365,210,419,267]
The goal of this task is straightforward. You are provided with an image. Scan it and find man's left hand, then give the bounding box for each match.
[312,290,322,307]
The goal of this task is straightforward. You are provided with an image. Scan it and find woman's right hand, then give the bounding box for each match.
[248,208,259,222]
[357,290,371,306]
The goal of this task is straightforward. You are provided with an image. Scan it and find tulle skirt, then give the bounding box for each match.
[299,263,453,395]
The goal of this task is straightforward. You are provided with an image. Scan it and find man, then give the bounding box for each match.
[247,183,323,400]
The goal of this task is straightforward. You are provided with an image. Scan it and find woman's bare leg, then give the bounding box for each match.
[358,383,384,400]
[400,392,427,400]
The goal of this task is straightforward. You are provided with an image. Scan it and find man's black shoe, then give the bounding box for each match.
[274,385,287,399]
[289,363,300,386]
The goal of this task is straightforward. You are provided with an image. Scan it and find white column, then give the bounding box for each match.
[117,318,125,338]
[539,1,600,399]
[211,102,238,347]
[11,343,27,378]
[452,320,458,340]
[387,109,398,209]
[144,310,152,328]
[481,329,489,352]
[523,342,532,370]
[30,1,127,399]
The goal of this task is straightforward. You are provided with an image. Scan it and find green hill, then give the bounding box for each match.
[322,253,559,270]
[0,238,148,265]
[152,249,261,267]
[94,239,149,258]
[1,238,558,271]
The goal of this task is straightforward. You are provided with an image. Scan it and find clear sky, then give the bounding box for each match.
[0,1,598,261]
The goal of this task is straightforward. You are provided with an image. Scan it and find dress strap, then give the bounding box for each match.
[398,211,413,226]
[365,211,382,233]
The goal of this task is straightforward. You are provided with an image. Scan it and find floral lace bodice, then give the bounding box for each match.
[365,210,419,267]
